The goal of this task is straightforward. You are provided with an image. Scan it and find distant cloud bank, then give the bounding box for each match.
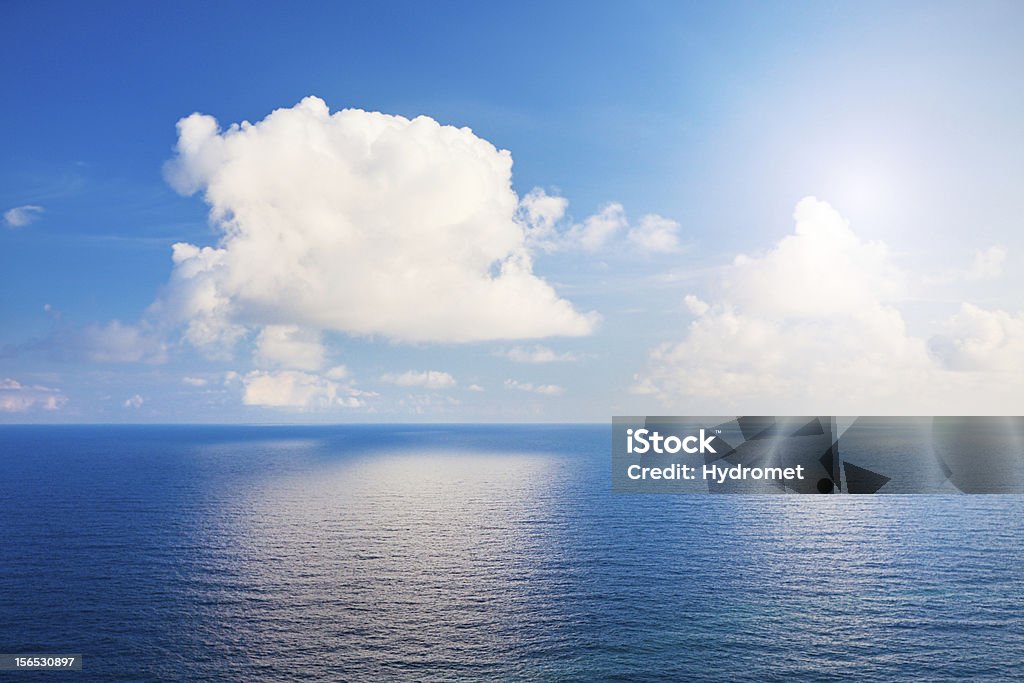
[633,197,1024,414]
[0,378,66,412]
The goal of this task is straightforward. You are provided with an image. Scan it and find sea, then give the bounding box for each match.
[1,424,1022,681]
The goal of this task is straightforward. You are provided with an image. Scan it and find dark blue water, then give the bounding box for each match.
[1,425,1022,681]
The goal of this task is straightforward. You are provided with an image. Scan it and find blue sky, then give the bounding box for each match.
[2,1,1024,421]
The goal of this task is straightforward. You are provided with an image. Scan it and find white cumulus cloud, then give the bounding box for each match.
[633,197,1024,414]
[3,205,44,228]
[380,370,456,389]
[242,370,366,408]
[525,197,681,254]
[123,394,145,409]
[627,214,682,253]
[683,295,709,316]
[565,203,628,252]
[157,97,597,350]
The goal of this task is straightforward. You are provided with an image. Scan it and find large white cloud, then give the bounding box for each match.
[157,97,597,350]
[633,197,1024,414]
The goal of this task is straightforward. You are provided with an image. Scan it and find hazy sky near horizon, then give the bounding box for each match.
[2,1,1024,421]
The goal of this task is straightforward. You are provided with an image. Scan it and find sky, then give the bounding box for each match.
[2,0,1024,422]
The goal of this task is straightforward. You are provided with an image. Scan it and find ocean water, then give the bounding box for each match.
[1,424,1022,681]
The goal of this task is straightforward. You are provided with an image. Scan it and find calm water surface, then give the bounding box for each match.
[1,425,1022,681]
